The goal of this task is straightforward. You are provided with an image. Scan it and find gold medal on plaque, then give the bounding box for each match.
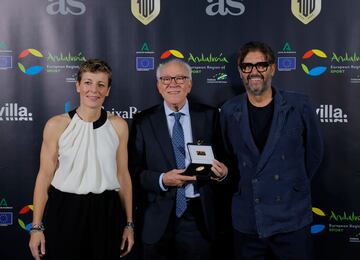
[196,166,205,172]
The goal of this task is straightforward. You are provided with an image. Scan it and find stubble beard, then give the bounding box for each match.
[244,74,271,97]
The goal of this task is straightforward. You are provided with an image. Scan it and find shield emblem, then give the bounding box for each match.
[291,0,321,25]
[131,0,160,25]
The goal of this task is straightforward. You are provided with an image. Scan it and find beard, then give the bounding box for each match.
[243,74,271,96]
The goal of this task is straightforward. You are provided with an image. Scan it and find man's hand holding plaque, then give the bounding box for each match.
[184,143,228,181]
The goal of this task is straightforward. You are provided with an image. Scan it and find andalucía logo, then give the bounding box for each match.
[0,198,13,226]
[18,48,44,75]
[311,207,326,234]
[18,205,33,231]
[136,42,155,54]
[188,53,229,63]
[277,42,296,72]
[160,50,184,59]
[301,49,327,76]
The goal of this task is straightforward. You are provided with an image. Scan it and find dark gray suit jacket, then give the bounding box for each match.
[129,102,219,244]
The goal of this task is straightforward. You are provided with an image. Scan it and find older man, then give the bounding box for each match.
[129,59,227,260]
[220,41,323,259]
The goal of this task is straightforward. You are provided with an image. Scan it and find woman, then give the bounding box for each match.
[29,59,134,260]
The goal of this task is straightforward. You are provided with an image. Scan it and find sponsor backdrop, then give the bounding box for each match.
[0,0,359,259]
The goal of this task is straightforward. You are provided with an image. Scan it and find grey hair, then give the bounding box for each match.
[156,59,192,80]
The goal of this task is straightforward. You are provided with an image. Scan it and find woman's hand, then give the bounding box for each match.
[29,231,46,260]
[120,227,134,257]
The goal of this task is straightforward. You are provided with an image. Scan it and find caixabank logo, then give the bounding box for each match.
[17,48,44,75]
[301,49,327,76]
[108,106,140,120]
[65,101,141,120]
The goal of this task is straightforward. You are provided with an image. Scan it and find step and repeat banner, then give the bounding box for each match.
[0,1,359,259]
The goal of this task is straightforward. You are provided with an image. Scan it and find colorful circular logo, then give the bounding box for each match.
[301,49,327,76]
[18,48,44,75]
[160,49,184,59]
[311,207,326,234]
[18,204,33,231]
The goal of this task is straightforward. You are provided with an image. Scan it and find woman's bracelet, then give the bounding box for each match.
[124,221,134,230]
[29,223,45,233]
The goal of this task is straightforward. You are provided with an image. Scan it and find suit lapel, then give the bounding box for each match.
[256,91,291,174]
[149,105,177,168]
[189,104,205,144]
[234,95,260,156]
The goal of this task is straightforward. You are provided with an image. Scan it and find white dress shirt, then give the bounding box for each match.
[159,99,200,198]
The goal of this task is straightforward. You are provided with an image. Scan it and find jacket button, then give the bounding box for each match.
[252,178,258,183]
[254,198,260,204]
[276,196,281,202]
[274,174,280,180]
[281,154,286,160]
[242,161,247,167]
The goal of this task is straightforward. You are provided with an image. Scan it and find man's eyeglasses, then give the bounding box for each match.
[239,62,272,73]
[159,76,189,85]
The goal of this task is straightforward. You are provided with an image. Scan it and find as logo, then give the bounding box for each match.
[291,0,321,25]
[311,207,326,234]
[301,49,327,76]
[131,0,160,25]
[206,0,245,16]
[18,205,33,231]
[18,49,44,75]
[160,50,184,59]
[46,0,86,15]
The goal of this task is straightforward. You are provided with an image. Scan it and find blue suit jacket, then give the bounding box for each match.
[220,88,323,238]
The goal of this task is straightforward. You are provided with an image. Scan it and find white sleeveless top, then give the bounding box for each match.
[51,109,121,194]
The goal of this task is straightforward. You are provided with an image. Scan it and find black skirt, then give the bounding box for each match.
[43,186,122,260]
